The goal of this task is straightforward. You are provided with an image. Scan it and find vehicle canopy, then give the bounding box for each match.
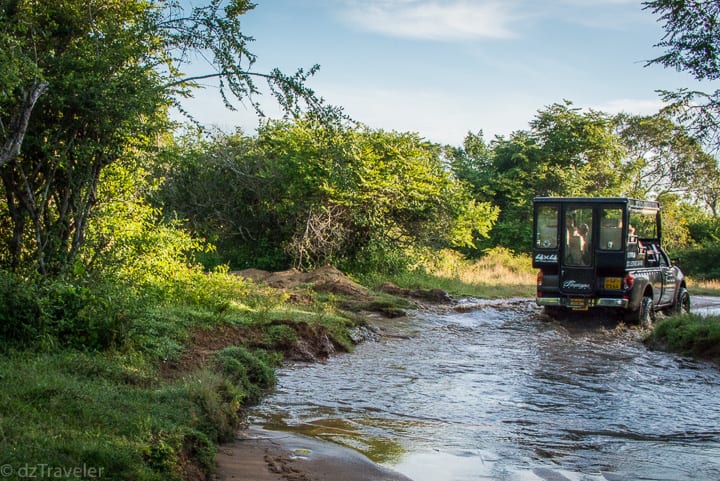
[532,197,688,320]
[532,197,662,272]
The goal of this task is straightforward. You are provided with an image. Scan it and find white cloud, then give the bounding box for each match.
[340,1,518,41]
[592,98,666,116]
[311,82,542,145]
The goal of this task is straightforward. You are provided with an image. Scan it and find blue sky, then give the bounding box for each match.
[177,0,701,147]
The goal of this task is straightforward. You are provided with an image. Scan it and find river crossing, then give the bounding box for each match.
[250,298,720,481]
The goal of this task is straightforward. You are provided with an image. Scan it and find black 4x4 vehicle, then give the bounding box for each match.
[533,197,690,325]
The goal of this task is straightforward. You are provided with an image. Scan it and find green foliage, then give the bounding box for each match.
[449,102,717,254]
[0,0,171,274]
[215,347,277,405]
[450,102,628,252]
[0,0,333,276]
[263,324,299,349]
[672,245,720,279]
[643,0,720,152]
[0,270,42,343]
[615,113,716,200]
[0,155,244,351]
[161,120,497,272]
[0,271,135,350]
[647,314,720,362]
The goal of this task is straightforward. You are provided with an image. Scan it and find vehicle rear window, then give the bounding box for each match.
[536,205,559,249]
[600,207,623,250]
[564,207,593,266]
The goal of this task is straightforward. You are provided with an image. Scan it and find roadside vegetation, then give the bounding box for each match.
[359,248,536,299]
[646,314,720,364]
[2,0,720,479]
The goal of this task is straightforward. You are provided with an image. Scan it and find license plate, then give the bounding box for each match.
[604,277,621,289]
[569,298,587,308]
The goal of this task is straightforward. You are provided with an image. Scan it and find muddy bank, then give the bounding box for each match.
[215,429,413,481]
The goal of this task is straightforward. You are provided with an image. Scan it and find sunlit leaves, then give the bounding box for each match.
[0,0,335,275]
[161,120,497,270]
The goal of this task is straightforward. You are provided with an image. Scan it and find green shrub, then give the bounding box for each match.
[263,323,298,349]
[672,244,720,279]
[0,271,44,343]
[214,346,277,405]
[0,272,135,350]
[647,314,720,361]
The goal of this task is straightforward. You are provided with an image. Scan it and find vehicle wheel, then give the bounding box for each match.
[673,288,690,315]
[638,295,655,328]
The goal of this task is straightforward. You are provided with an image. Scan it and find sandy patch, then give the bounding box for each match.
[215,428,413,481]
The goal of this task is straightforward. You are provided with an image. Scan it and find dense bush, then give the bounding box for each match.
[161,120,498,272]
[215,346,278,405]
[671,244,720,279]
[0,272,134,350]
[647,314,720,362]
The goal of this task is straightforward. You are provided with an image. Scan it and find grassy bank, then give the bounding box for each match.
[645,314,720,364]
[0,267,364,481]
[0,349,271,480]
[0,248,536,480]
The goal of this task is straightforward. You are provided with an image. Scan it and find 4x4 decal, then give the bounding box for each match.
[535,253,558,263]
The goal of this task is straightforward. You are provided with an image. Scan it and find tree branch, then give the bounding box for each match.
[0,81,48,168]
[163,70,273,89]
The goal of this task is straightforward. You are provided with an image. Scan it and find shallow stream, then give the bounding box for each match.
[250,300,720,481]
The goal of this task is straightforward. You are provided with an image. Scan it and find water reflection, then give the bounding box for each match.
[251,302,720,481]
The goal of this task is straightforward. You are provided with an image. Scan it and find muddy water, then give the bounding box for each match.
[250,301,720,481]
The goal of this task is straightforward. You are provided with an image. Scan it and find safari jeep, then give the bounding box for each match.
[533,197,690,325]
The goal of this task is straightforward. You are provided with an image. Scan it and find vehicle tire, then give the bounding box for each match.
[672,288,690,315]
[638,295,655,329]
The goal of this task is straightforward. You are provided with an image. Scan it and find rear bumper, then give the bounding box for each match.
[536,297,629,309]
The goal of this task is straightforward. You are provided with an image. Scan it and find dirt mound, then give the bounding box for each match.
[234,266,369,299]
[160,320,341,380]
[377,282,452,303]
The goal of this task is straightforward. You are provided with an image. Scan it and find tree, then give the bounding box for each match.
[451,102,629,252]
[161,120,497,271]
[644,0,720,151]
[0,0,332,275]
[614,112,717,198]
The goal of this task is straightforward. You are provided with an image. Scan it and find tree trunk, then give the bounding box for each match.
[0,81,48,168]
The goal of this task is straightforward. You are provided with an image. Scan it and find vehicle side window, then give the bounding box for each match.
[629,209,657,239]
[536,205,559,249]
[599,208,623,250]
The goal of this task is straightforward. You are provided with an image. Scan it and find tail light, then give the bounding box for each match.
[537,270,544,287]
[624,273,635,290]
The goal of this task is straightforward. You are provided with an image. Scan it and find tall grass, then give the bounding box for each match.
[360,247,536,298]
[687,278,720,296]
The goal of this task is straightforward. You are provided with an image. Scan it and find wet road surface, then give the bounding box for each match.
[251,300,720,481]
